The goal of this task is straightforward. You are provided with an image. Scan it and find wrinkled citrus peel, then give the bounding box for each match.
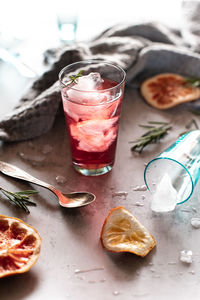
[0,215,41,278]
[101,206,156,257]
[140,73,200,109]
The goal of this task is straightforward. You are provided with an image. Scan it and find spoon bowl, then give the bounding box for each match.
[0,161,96,208]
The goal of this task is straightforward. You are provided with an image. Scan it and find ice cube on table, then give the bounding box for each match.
[180,250,193,264]
[191,217,200,228]
[151,173,178,212]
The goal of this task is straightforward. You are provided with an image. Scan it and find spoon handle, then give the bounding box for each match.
[0,161,54,190]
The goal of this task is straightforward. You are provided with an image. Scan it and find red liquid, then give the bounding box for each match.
[62,78,124,171]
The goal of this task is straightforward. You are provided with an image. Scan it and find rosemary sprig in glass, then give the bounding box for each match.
[130,121,172,153]
[0,188,38,213]
[69,70,83,83]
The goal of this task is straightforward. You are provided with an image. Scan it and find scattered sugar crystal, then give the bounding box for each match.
[112,191,128,197]
[180,250,193,264]
[42,144,53,154]
[133,185,147,191]
[153,275,160,278]
[192,207,197,213]
[88,280,96,284]
[191,217,200,229]
[113,291,120,296]
[150,268,155,273]
[180,209,191,213]
[134,202,144,207]
[151,173,177,212]
[168,262,176,265]
[18,152,45,165]
[56,175,67,184]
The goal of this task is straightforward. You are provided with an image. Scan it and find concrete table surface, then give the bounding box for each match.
[0,61,200,300]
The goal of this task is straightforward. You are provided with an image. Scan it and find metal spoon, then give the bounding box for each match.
[0,161,96,208]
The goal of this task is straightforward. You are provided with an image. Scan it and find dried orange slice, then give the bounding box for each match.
[140,73,200,109]
[101,206,156,257]
[0,215,41,278]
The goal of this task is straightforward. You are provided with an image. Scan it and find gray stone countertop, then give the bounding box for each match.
[0,61,200,300]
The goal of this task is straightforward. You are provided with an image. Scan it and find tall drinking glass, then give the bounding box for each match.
[59,60,126,176]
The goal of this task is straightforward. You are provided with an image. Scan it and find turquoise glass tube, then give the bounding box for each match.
[144,130,200,204]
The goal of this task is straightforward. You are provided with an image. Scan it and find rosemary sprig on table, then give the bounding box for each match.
[179,119,199,136]
[69,70,83,83]
[189,109,200,116]
[185,78,200,88]
[130,121,172,153]
[0,188,38,213]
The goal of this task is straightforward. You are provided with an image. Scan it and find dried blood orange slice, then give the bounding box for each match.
[0,215,41,278]
[140,73,200,109]
[100,206,156,257]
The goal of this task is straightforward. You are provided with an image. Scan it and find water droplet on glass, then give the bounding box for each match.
[192,207,197,213]
[42,144,53,154]
[133,185,147,191]
[180,250,193,264]
[141,195,146,200]
[56,175,67,184]
[191,217,200,229]
[189,270,195,275]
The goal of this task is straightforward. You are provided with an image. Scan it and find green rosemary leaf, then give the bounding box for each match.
[69,70,83,83]
[148,121,169,125]
[130,122,172,152]
[16,190,39,195]
[189,109,200,116]
[185,77,200,88]
[0,188,37,213]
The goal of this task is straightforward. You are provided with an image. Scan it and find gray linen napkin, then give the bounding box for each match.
[1,1,200,142]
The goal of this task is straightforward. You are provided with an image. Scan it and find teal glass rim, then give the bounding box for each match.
[144,156,194,205]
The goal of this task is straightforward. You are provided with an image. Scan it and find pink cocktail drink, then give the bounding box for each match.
[59,61,126,176]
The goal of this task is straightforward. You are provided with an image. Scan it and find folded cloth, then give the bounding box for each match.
[1,1,200,142]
